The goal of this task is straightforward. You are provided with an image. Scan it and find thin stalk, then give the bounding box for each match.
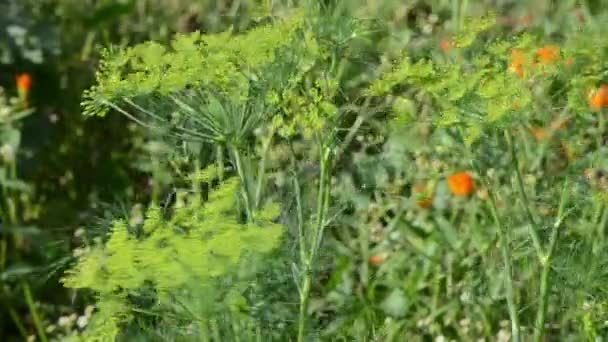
[216,145,224,182]
[297,146,332,342]
[23,281,48,342]
[597,110,605,150]
[231,147,253,221]
[8,305,28,338]
[359,210,370,287]
[4,159,21,248]
[0,285,28,339]
[311,148,332,259]
[193,158,201,191]
[297,270,312,342]
[150,156,161,205]
[459,0,469,30]
[290,141,307,265]
[199,323,210,342]
[0,193,7,270]
[210,319,221,342]
[254,130,274,209]
[292,168,307,265]
[462,127,520,340]
[598,206,608,244]
[0,239,6,271]
[335,114,364,163]
[0,155,28,340]
[484,176,520,342]
[506,131,545,261]
[452,0,461,32]
[533,181,571,342]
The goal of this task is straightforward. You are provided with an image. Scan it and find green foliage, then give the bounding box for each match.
[62,173,284,340]
[81,11,306,117]
[365,12,608,147]
[453,11,497,48]
[6,1,608,341]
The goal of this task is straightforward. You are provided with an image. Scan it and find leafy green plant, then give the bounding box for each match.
[45,2,608,341]
[62,170,284,341]
[355,11,608,341]
[73,3,377,341]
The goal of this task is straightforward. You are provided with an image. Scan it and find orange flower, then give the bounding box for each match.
[509,49,526,78]
[536,45,560,65]
[16,73,32,94]
[564,58,575,66]
[448,171,475,197]
[369,254,386,266]
[440,39,454,53]
[589,84,608,110]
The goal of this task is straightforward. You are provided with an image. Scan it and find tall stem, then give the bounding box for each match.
[23,281,48,342]
[484,179,520,342]
[297,146,332,342]
[506,131,545,261]
[254,130,274,209]
[533,182,570,342]
[150,156,161,205]
[231,147,253,221]
[463,128,520,341]
[292,164,307,266]
[297,270,312,342]
[216,145,224,182]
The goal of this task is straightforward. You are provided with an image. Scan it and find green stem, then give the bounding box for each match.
[311,148,332,259]
[506,130,545,261]
[297,270,312,342]
[461,127,519,341]
[459,0,469,30]
[210,319,221,342]
[0,238,6,271]
[217,145,224,182]
[0,285,28,339]
[452,0,461,32]
[150,157,161,205]
[192,158,201,195]
[297,146,332,342]
[533,181,570,342]
[597,110,605,150]
[8,305,28,339]
[23,281,48,342]
[485,178,520,342]
[254,130,274,210]
[0,157,28,340]
[231,147,253,221]
[292,165,307,265]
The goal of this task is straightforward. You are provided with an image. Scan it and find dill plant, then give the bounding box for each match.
[67,1,373,340]
[62,170,284,341]
[64,1,608,339]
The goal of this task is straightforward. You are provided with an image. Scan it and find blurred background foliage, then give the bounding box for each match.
[1,0,608,341]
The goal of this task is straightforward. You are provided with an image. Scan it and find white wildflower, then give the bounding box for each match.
[76,315,88,329]
[58,316,71,327]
